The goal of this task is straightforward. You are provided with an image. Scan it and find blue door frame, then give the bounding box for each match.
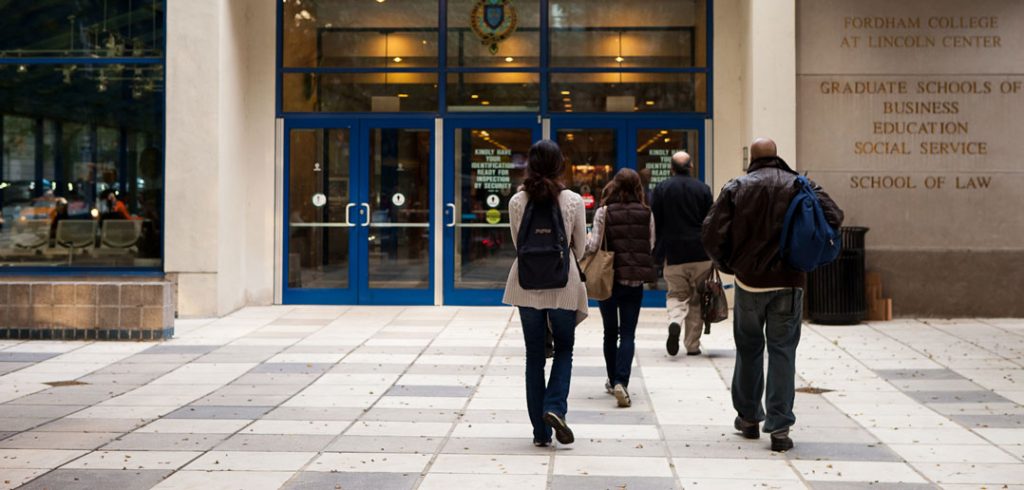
[442,116,542,306]
[550,115,707,308]
[283,117,436,305]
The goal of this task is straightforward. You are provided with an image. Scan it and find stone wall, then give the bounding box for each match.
[0,279,175,340]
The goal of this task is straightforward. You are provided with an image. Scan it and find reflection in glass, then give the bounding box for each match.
[283,73,438,113]
[635,128,700,291]
[636,129,700,190]
[288,128,351,289]
[447,0,540,68]
[0,63,163,268]
[0,1,165,57]
[549,73,705,113]
[549,0,706,69]
[447,73,539,112]
[368,128,431,289]
[556,129,616,223]
[282,0,439,68]
[453,128,531,289]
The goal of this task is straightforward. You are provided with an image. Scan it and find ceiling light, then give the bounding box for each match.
[645,100,655,106]
[615,56,624,63]
[504,57,514,63]
[470,94,479,99]
[560,90,570,95]
[664,138,671,143]
[376,0,386,3]
[562,97,570,102]
[397,93,409,98]
[393,56,402,63]
[16,64,27,73]
[481,101,490,105]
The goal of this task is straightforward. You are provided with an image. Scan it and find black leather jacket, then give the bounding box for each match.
[701,157,844,288]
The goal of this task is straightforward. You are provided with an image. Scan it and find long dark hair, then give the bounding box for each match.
[523,139,564,204]
[601,168,647,207]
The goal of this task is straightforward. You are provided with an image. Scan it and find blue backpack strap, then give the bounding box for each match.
[779,176,810,257]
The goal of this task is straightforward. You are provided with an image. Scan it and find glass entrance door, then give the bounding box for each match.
[443,118,540,305]
[283,118,434,305]
[549,116,705,307]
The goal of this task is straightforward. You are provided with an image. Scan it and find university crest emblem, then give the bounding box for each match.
[470,0,518,54]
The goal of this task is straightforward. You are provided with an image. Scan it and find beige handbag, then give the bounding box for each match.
[580,208,615,301]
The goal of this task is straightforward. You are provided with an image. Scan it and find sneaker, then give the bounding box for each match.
[666,322,681,356]
[542,411,575,445]
[734,416,760,439]
[533,439,551,447]
[687,349,702,356]
[770,430,794,452]
[613,383,631,408]
[604,378,614,395]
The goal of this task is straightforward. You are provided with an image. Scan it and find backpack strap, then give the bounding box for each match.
[518,200,535,251]
[778,176,811,258]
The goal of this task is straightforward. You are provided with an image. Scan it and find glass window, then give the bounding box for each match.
[0,1,164,58]
[635,129,700,189]
[283,0,439,68]
[556,128,616,222]
[453,127,531,289]
[288,128,352,289]
[1,2,164,270]
[549,0,706,68]
[447,0,540,68]
[549,73,706,113]
[447,72,539,111]
[283,72,438,113]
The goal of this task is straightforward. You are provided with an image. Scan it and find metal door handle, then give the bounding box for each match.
[344,203,355,226]
[361,203,371,226]
[446,203,456,228]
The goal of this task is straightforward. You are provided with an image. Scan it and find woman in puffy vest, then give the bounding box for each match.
[586,168,656,408]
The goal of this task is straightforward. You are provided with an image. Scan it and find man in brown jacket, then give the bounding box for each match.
[701,138,844,452]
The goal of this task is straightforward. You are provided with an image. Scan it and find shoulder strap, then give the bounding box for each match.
[518,200,535,249]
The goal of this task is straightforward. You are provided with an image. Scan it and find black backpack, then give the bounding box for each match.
[516,198,570,290]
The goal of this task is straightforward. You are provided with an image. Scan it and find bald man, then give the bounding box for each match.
[702,138,844,452]
[651,151,713,356]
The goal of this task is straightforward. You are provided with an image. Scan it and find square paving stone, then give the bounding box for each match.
[326,435,445,454]
[0,352,58,362]
[0,431,121,450]
[785,442,904,462]
[163,405,273,420]
[248,363,334,374]
[0,362,31,374]
[330,363,413,374]
[907,390,1014,404]
[947,413,1024,428]
[550,475,677,490]
[102,432,229,451]
[190,394,291,406]
[35,418,150,433]
[142,345,220,355]
[18,469,173,490]
[0,417,53,431]
[875,369,966,380]
[282,471,418,490]
[359,408,463,423]
[808,483,938,490]
[441,437,555,455]
[385,385,474,397]
[215,434,335,452]
[568,410,656,425]
[262,407,365,421]
[0,404,87,419]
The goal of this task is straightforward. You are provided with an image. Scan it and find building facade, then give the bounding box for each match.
[1,0,1020,321]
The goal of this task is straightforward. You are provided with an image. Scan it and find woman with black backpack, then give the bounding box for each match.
[502,139,588,447]
[586,168,656,408]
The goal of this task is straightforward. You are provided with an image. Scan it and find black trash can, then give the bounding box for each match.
[807,227,869,325]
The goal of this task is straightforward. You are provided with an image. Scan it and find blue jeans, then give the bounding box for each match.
[732,287,803,434]
[519,307,576,443]
[598,283,643,387]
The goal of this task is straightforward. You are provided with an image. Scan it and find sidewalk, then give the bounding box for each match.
[0,306,1021,489]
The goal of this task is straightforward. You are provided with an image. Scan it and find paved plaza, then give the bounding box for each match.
[0,307,1021,489]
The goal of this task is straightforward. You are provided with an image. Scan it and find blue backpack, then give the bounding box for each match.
[779,175,841,272]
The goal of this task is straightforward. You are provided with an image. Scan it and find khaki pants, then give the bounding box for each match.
[663,260,712,353]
